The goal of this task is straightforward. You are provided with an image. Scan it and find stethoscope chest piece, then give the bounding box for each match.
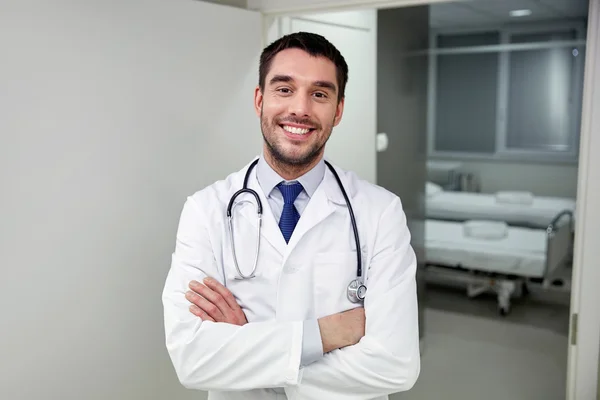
[347,279,367,303]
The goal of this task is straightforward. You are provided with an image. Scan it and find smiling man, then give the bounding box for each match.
[162,32,421,400]
[258,46,343,178]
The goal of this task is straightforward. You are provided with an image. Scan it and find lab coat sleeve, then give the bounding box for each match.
[162,197,304,391]
[284,196,421,400]
[301,319,324,366]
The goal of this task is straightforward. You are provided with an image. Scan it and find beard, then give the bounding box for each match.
[260,108,334,167]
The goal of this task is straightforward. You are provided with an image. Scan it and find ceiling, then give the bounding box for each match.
[430,0,589,29]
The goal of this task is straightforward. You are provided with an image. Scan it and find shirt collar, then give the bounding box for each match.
[256,154,326,198]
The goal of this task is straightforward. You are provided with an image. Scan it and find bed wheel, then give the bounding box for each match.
[499,306,510,316]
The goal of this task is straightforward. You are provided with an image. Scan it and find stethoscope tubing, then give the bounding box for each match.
[226,158,362,286]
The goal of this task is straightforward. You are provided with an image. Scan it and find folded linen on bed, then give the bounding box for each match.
[463,220,508,240]
[495,191,534,205]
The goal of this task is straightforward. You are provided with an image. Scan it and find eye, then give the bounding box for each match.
[313,92,328,99]
[276,87,292,94]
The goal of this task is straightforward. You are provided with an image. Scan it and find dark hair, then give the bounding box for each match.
[258,32,349,103]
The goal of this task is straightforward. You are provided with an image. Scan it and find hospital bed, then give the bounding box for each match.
[424,211,573,316]
[425,182,576,229]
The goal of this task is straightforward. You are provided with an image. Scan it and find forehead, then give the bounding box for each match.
[267,48,337,86]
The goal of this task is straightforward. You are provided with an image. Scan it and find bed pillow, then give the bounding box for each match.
[495,191,534,205]
[426,181,443,197]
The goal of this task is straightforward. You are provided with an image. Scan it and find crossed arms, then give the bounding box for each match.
[162,195,420,398]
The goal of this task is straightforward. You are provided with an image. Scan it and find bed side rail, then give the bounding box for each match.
[544,209,574,284]
[547,209,574,235]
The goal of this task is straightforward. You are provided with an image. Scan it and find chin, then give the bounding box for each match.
[279,149,322,166]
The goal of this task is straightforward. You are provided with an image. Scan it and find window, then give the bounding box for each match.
[428,23,586,162]
[434,32,499,154]
[506,30,578,152]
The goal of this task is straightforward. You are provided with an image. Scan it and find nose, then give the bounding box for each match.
[288,91,311,117]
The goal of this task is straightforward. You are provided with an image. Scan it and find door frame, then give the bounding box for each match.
[259,0,600,399]
[566,0,600,398]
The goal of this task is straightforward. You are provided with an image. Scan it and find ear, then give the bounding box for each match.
[333,97,345,127]
[254,86,263,117]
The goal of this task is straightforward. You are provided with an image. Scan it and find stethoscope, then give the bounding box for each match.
[226,158,367,303]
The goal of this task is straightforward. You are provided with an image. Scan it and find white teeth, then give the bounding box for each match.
[283,125,310,135]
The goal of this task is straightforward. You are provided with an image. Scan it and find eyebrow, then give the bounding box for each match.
[269,75,293,85]
[269,75,337,93]
[313,80,337,93]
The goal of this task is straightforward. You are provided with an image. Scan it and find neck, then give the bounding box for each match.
[263,149,322,181]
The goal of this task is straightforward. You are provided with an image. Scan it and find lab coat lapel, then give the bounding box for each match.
[283,170,345,260]
[238,169,287,257]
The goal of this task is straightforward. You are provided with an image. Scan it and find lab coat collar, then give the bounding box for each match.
[282,160,355,260]
[282,172,336,260]
[321,159,353,206]
[256,154,325,199]
[235,156,354,259]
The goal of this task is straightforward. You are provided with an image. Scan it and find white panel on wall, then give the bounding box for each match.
[292,10,374,29]
[276,10,378,183]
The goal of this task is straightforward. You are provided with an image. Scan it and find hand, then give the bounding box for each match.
[318,307,365,353]
[186,277,248,326]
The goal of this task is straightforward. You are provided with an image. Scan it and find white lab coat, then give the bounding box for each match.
[162,158,420,400]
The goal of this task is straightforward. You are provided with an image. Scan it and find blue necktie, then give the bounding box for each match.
[277,182,303,243]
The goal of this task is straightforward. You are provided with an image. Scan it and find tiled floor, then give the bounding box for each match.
[393,284,570,400]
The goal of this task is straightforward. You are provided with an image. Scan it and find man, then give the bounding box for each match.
[162,32,420,400]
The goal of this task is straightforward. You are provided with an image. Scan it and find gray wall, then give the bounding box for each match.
[0,1,263,399]
[455,160,579,198]
[428,159,579,198]
[377,6,429,341]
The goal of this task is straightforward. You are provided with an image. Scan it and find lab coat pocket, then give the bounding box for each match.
[313,251,360,319]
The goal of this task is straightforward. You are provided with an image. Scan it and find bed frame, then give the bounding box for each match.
[424,209,574,316]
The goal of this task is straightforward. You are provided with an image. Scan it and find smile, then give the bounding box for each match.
[281,124,314,136]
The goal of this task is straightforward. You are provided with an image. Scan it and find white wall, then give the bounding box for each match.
[0,1,262,399]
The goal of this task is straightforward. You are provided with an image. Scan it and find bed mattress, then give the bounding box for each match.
[425,219,548,278]
[425,191,575,228]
